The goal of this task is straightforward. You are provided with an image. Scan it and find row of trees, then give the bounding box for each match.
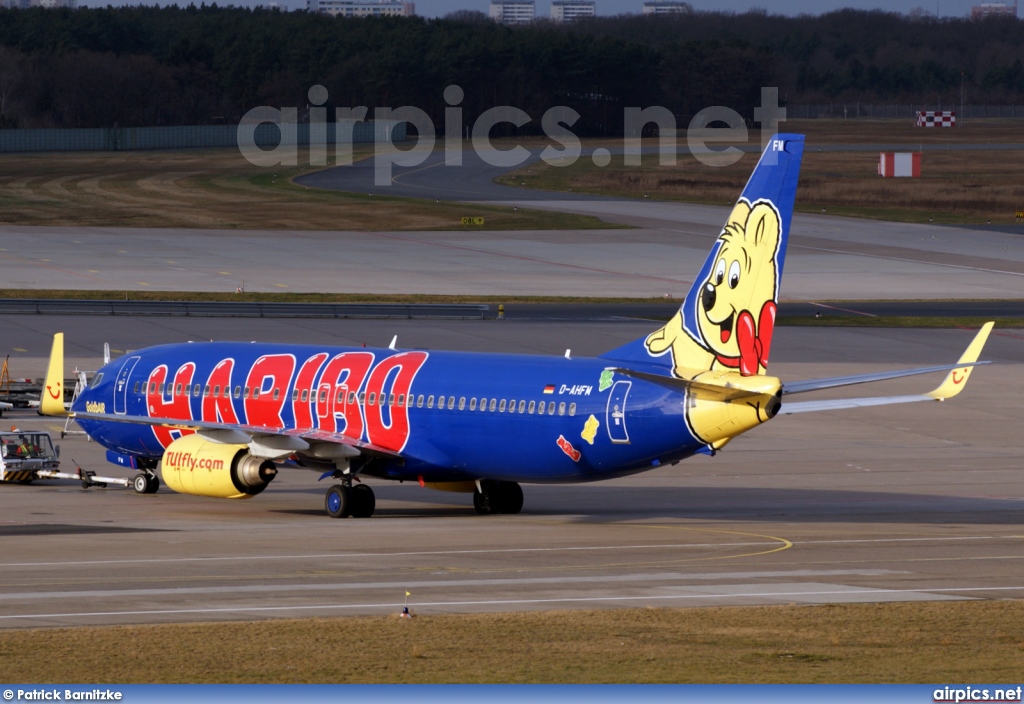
[1,6,1023,130]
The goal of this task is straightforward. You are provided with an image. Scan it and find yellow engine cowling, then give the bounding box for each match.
[160,434,277,499]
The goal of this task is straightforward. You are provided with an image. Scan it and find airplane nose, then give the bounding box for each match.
[702,282,716,311]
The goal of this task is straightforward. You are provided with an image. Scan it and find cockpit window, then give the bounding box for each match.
[89,373,104,389]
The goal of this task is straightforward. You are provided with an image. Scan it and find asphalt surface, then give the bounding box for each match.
[296,142,1024,203]
[1,320,1022,628]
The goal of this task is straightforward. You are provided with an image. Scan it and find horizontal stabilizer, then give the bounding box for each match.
[610,367,775,402]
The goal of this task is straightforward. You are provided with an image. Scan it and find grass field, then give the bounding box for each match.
[0,149,613,232]
[2,120,1023,230]
[2,601,1022,683]
[498,120,1024,225]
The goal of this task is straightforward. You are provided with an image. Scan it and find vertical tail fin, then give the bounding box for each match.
[602,134,805,379]
[40,333,67,417]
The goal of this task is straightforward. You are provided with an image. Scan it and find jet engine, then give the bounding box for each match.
[160,434,277,499]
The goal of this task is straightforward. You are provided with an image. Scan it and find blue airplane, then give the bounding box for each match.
[40,134,993,518]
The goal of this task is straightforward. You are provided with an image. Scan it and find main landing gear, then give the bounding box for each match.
[473,480,523,515]
[325,482,375,519]
[131,468,160,494]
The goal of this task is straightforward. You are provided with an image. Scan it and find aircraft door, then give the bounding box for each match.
[114,355,141,415]
[605,380,632,444]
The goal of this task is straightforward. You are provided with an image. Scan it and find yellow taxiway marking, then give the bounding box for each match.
[12,348,27,352]
[219,271,231,275]
[138,282,151,286]
[275,284,288,288]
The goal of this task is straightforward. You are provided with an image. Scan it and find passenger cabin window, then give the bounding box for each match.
[389,393,396,406]
[469,398,477,411]
[427,395,434,409]
[273,389,280,401]
[528,401,536,414]
[417,395,424,408]
[301,389,308,402]
[558,402,566,416]
[499,399,507,412]
[368,393,376,406]
[547,402,555,415]
[204,385,211,397]
[214,385,221,397]
[398,394,405,407]
[243,386,250,399]
[234,386,241,399]
[252,389,260,400]
[348,392,357,405]
[569,403,577,416]
[458,397,466,411]
[133,382,140,394]
[489,399,497,412]
[447,397,455,410]
[292,389,299,401]
[175,383,183,396]
[192,384,200,397]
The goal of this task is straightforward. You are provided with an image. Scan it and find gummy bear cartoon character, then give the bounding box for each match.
[645,198,781,380]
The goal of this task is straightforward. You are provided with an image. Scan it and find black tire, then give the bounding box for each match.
[145,474,160,494]
[473,488,492,515]
[350,483,375,518]
[325,484,351,519]
[496,481,524,514]
[132,473,149,494]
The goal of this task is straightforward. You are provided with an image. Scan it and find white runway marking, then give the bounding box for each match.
[0,535,1014,569]
[7,585,1024,622]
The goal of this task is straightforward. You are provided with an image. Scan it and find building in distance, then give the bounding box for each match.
[971,1,1018,18]
[489,0,535,24]
[641,1,692,14]
[551,0,595,22]
[306,0,415,17]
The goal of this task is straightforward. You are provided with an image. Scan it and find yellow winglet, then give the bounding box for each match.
[40,333,67,417]
[927,322,993,400]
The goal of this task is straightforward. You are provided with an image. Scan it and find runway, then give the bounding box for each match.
[1,321,1022,628]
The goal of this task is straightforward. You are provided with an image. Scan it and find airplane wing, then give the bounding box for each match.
[779,322,993,415]
[70,410,402,458]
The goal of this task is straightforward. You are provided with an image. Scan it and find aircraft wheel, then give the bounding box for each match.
[132,473,149,494]
[325,484,351,519]
[472,488,492,515]
[496,481,523,514]
[145,474,160,494]
[350,483,375,518]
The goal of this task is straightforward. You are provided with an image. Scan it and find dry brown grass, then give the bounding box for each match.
[1,601,1022,683]
[0,149,611,231]
[502,120,1024,224]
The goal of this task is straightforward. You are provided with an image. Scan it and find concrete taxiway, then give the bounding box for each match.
[2,212,1023,300]
[0,320,1021,628]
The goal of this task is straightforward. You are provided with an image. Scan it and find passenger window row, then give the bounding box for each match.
[131,382,577,416]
